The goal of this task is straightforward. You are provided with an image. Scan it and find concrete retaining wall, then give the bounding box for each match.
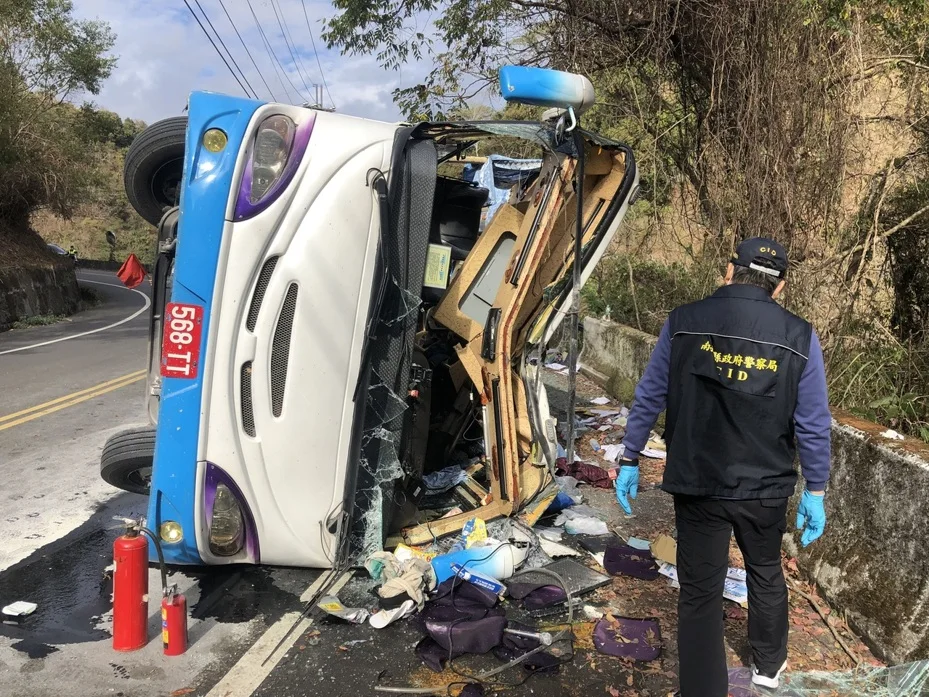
[580,316,929,663]
[0,266,80,332]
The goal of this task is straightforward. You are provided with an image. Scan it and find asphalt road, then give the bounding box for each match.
[0,269,152,570]
[0,270,317,697]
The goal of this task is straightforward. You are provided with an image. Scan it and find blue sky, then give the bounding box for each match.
[71,0,426,123]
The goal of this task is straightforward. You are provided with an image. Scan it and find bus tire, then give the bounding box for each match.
[101,427,156,495]
[124,116,188,226]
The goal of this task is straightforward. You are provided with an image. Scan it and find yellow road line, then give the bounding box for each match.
[0,370,146,424]
[0,374,146,431]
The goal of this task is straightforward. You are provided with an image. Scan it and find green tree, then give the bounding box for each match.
[0,0,116,225]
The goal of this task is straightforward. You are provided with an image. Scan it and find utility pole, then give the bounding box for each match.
[303,84,334,112]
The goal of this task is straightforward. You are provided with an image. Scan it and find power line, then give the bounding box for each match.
[245,0,310,104]
[269,0,314,99]
[192,0,258,99]
[301,0,335,110]
[217,0,277,101]
[183,0,254,98]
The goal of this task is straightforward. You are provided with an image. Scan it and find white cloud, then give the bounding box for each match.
[70,0,429,124]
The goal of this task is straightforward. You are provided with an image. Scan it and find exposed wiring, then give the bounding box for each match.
[191,0,258,99]
[182,0,253,98]
[217,0,277,101]
[245,0,307,104]
[301,0,336,110]
[269,0,315,99]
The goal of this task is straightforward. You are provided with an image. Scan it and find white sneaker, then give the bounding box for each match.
[751,660,788,689]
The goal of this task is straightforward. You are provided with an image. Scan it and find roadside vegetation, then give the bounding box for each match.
[323,0,929,441]
[0,0,152,272]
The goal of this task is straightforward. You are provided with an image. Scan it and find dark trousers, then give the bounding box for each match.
[674,496,789,697]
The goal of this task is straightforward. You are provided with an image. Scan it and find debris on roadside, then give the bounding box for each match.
[370,599,418,629]
[554,508,610,536]
[658,562,749,606]
[593,615,662,661]
[431,524,532,584]
[317,596,369,624]
[650,534,677,566]
[2,601,37,617]
[603,544,660,581]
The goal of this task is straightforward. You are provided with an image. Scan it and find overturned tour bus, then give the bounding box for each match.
[100,66,639,568]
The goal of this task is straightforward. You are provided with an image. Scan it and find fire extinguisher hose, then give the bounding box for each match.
[137,526,169,594]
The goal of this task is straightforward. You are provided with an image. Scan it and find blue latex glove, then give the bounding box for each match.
[614,461,640,516]
[796,490,826,547]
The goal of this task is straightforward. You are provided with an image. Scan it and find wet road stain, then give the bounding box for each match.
[0,528,112,657]
[0,494,305,660]
[191,567,296,624]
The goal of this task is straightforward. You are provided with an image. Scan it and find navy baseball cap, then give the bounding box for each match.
[732,237,788,279]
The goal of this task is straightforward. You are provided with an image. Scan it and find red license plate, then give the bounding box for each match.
[161,303,204,379]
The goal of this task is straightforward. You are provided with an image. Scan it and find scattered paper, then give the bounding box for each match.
[601,443,625,463]
[369,599,416,629]
[318,596,369,624]
[591,409,621,417]
[540,538,582,558]
[590,397,612,405]
[537,527,564,542]
[881,429,904,440]
[582,605,605,620]
[598,425,612,432]
[2,601,37,617]
[546,362,567,371]
[651,534,677,566]
[659,563,748,605]
[727,567,747,583]
[641,448,667,460]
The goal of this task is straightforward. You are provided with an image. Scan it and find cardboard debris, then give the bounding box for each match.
[650,534,677,566]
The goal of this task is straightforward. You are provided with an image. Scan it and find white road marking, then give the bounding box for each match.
[206,571,353,697]
[0,279,151,356]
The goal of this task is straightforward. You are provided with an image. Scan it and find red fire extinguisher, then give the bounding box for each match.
[161,588,188,656]
[111,519,188,656]
[112,526,148,651]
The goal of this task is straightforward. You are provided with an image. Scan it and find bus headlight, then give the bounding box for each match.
[234,113,315,221]
[209,484,244,556]
[250,115,294,202]
[160,521,184,543]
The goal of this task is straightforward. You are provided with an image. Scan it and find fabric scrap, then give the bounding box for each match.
[555,458,614,489]
[378,558,436,609]
[593,616,662,661]
[415,636,450,672]
[423,465,469,493]
[365,551,401,583]
[603,545,660,580]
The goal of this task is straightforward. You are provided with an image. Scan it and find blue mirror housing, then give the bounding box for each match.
[499,66,596,115]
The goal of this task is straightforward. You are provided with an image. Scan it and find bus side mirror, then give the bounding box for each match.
[498,66,596,116]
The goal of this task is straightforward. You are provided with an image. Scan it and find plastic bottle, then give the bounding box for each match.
[431,535,530,585]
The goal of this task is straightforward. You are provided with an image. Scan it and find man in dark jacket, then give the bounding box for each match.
[615,238,831,696]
